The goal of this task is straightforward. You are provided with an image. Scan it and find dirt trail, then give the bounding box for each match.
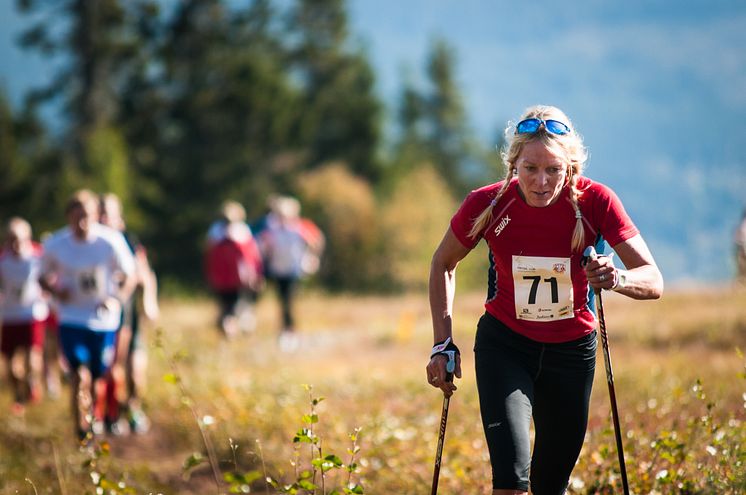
[107,424,226,494]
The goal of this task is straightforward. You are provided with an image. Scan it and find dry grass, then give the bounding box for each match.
[0,285,744,493]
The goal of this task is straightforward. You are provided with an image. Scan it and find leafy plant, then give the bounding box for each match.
[266,384,364,495]
[174,383,366,495]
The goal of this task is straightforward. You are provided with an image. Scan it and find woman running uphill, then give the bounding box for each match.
[426,105,663,494]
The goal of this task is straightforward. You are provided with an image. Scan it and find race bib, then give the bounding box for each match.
[512,255,573,322]
[74,266,106,304]
[4,282,26,305]
[4,280,38,306]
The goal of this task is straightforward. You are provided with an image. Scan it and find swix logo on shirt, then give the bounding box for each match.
[493,215,511,237]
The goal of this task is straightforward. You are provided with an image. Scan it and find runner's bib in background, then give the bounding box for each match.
[72,266,107,306]
[512,255,573,322]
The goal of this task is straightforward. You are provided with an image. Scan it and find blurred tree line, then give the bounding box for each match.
[0,0,503,293]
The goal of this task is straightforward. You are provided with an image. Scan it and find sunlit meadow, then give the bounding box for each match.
[0,285,744,494]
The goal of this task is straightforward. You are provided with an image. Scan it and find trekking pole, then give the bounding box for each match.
[430,353,456,495]
[584,246,630,495]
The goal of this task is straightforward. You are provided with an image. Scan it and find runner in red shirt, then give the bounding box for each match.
[426,105,664,495]
[205,200,264,338]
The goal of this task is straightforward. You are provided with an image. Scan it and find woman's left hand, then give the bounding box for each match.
[426,353,461,397]
[584,255,617,291]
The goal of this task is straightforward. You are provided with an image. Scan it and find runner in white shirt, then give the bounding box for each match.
[0,217,49,412]
[258,196,317,352]
[99,192,159,434]
[40,189,135,441]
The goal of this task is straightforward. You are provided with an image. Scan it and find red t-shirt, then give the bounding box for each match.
[450,176,638,343]
[205,237,263,292]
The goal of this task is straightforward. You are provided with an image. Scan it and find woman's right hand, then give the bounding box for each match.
[426,352,461,397]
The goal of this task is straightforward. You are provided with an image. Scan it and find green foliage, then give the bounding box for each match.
[378,164,456,291]
[287,0,383,182]
[0,89,64,235]
[391,37,494,196]
[0,90,29,218]
[572,366,746,494]
[297,163,381,290]
[7,0,502,291]
[267,385,364,495]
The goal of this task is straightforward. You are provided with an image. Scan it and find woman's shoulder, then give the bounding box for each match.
[577,176,617,199]
[468,179,514,200]
[42,227,71,250]
[458,182,500,213]
[469,182,498,196]
[577,177,629,219]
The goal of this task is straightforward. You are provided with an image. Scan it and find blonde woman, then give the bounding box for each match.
[426,105,663,494]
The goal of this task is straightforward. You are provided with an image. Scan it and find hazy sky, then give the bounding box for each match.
[2,0,745,283]
[343,0,746,284]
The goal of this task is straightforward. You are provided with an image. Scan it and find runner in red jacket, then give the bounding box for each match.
[205,200,263,338]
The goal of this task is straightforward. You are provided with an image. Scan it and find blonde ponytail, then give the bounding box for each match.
[567,171,586,252]
[468,165,514,240]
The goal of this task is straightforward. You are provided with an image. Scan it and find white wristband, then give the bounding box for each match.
[611,269,627,291]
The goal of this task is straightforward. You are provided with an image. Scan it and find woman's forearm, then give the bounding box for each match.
[429,228,471,344]
[429,258,457,344]
[613,264,663,300]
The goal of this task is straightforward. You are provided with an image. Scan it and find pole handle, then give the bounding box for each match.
[444,350,456,381]
[583,245,598,263]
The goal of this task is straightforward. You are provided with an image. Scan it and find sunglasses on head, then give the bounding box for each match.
[515,118,571,136]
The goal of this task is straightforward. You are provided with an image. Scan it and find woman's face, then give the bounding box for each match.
[515,140,568,207]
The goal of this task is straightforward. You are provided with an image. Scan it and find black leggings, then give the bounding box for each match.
[273,276,298,330]
[474,313,596,494]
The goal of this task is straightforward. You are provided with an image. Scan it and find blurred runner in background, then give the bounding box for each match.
[205,200,263,338]
[99,193,159,434]
[40,190,135,442]
[258,196,324,352]
[38,231,64,401]
[735,209,746,284]
[0,217,49,413]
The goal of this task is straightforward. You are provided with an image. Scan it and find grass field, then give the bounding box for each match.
[0,285,744,494]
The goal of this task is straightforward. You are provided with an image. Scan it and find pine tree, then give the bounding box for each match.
[15,0,153,217]
[286,0,383,181]
[390,38,493,195]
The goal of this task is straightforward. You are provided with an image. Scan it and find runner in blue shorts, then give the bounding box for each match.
[40,189,135,442]
[427,105,664,494]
